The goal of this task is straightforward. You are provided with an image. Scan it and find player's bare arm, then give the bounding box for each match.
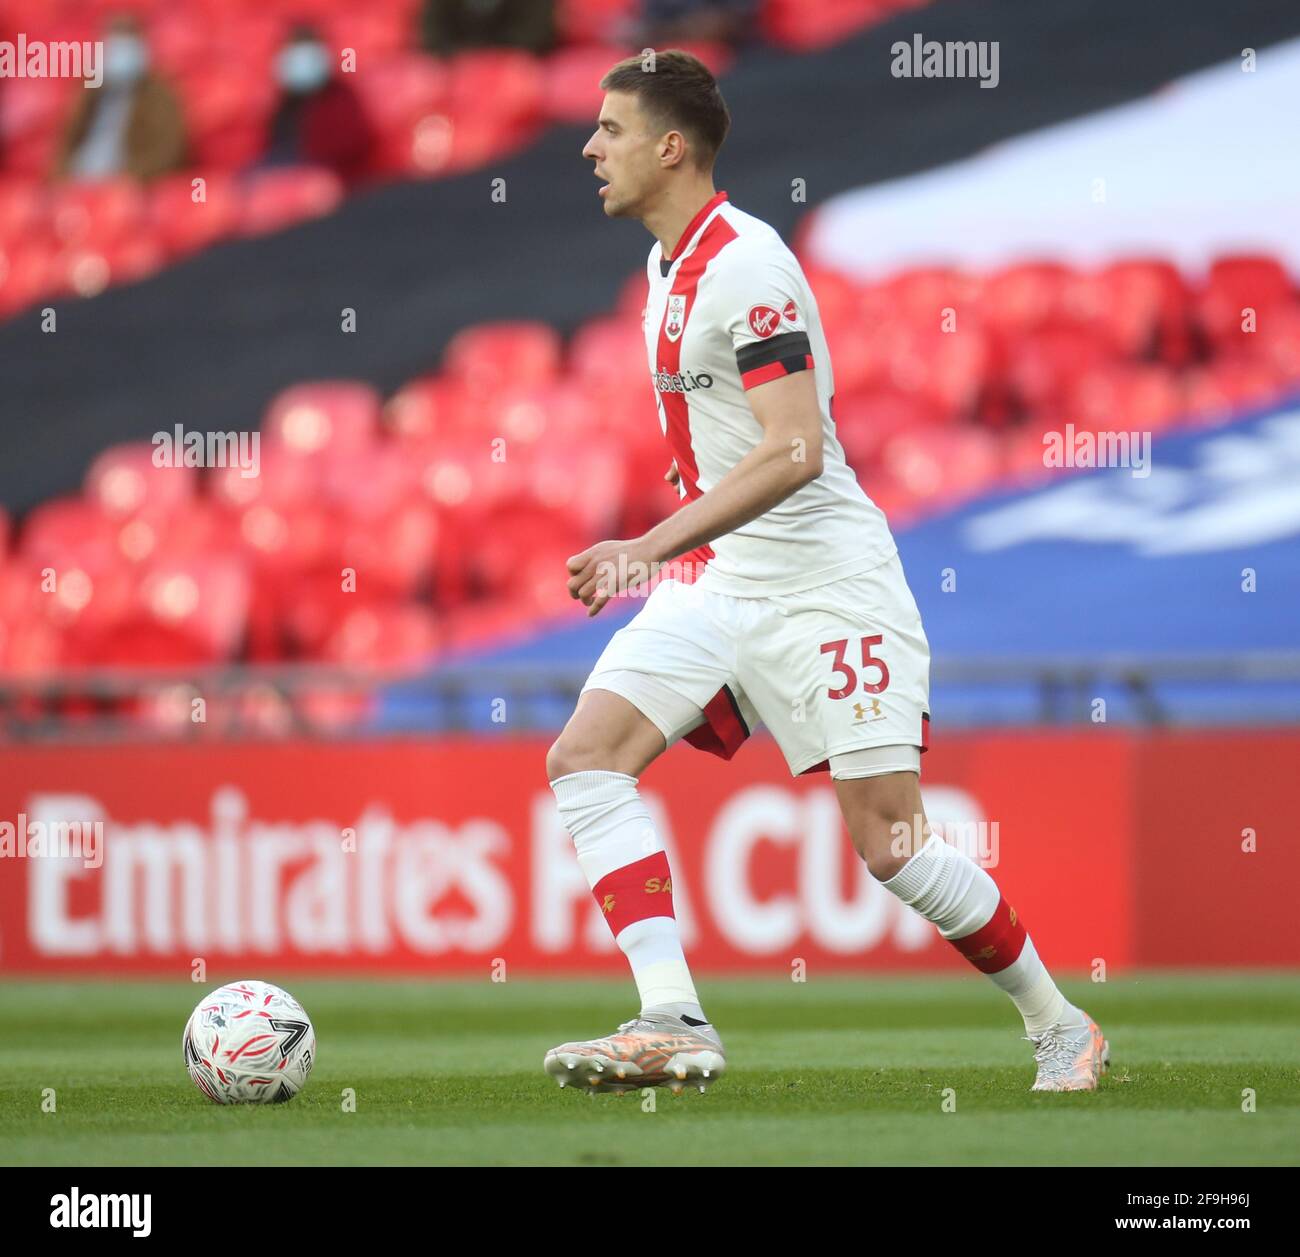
[566,368,825,616]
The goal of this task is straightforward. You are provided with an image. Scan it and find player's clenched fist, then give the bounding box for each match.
[566,538,656,617]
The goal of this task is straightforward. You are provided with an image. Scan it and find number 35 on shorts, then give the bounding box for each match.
[819,635,890,699]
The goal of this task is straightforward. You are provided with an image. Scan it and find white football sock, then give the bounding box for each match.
[550,770,704,1021]
[881,833,1071,1034]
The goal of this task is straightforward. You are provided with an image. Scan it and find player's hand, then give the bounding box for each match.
[665,461,680,488]
[566,538,656,617]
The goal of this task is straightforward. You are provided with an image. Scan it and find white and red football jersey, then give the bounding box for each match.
[644,190,897,597]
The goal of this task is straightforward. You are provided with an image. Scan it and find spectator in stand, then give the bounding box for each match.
[420,0,556,54]
[637,0,759,45]
[55,14,186,182]
[258,25,379,186]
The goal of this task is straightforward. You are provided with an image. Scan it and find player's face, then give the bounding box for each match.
[582,92,663,220]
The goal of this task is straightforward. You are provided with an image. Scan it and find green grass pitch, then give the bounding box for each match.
[1,973,1297,1166]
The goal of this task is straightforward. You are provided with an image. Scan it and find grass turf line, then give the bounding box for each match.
[1,973,1296,1166]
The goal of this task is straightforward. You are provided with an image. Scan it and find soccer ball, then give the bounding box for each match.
[182,980,316,1105]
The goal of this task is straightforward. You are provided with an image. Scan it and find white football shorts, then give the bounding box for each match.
[579,550,931,778]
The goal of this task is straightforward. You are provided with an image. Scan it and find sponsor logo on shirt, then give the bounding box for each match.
[782,299,798,323]
[747,304,782,338]
[653,367,714,393]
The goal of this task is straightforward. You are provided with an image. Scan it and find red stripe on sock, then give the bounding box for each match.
[591,852,676,937]
[949,896,1027,974]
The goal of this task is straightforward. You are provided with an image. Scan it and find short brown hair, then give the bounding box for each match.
[600,50,730,172]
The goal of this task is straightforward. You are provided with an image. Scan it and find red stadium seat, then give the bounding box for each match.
[85,441,198,518]
[443,321,563,397]
[458,502,589,600]
[821,314,892,394]
[882,266,983,329]
[237,166,345,237]
[665,42,735,76]
[178,67,279,168]
[761,0,892,52]
[1066,363,1184,435]
[410,435,524,523]
[0,235,59,318]
[149,5,212,78]
[614,270,650,319]
[555,0,638,46]
[148,171,240,259]
[525,431,627,533]
[1004,326,1117,416]
[0,75,76,177]
[437,594,539,652]
[340,498,440,597]
[832,387,948,474]
[274,566,382,657]
[541,46,637,123]
[246,496,345,569]
[477,381,603,450]
[113,498,238,567]
[316,602,439,667]
[982,260,1080,337]
[315,445,416,522]
[892,322,993,418]
[447,49,545,126]
[569,315,647,400]
[0,601,69,677]
[1254,305,1300,383]
[795,264,862,335]
[383,375,476,442]
[1001,422,1073,487]
[346,52,451,175]
[321,3,418,62]
[87,555,251,667]
[1084,258,1192,363]
[0,179,45,245]
[262,380,382,461]
[210,441,321,512]
[882,425,1002,508]
[17,496,118,571]
[1182,357,1284,426]
[49,178,147,249]
[1196,254,1294,347]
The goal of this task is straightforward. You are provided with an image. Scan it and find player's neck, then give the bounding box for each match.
[646,181,720,262]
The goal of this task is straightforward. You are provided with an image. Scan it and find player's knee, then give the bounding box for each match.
[838,772,925,880]
[546,727,612,780]
[844,801,923,880]
[855,827,910,882]
[545,733,583,781]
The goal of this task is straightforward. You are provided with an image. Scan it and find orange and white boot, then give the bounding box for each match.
[545,1013,725,1095]
[1027,1008,1110,1092]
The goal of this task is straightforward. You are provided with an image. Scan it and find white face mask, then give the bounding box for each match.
[103,35,148,86]
[277,42,330,94]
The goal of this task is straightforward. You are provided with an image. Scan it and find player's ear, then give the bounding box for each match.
[659,130,687,169]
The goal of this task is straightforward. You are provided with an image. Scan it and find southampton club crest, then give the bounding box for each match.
[664,293,687,342]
